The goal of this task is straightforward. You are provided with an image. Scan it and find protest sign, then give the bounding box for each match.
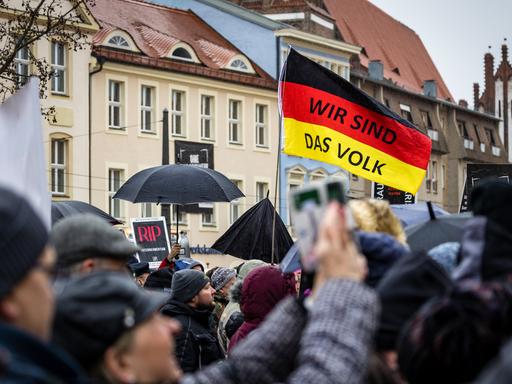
[280,49,431,194]
[460,163,512,212]
[372,183,415,204]
[131,217,171,268]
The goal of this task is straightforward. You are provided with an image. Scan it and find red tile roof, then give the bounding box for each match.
[324,0,453,101]
[89,0,275,88]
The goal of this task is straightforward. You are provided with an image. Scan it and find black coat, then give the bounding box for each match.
[161,299,223,373]
[0,323,86,383]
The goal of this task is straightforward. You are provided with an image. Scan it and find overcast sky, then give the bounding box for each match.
[368,0,512,105]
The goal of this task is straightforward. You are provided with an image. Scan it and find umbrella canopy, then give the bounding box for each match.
[405,213,472,253]
[51,200,122,226]
[211,198,293,263]
[113,164,244,204]
[391,202,449,227]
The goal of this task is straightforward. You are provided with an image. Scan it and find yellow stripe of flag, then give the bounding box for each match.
[283,117,426,194]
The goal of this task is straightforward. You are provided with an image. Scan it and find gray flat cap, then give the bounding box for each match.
[50,213,139,268]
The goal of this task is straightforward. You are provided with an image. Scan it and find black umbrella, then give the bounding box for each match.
[405,204,472,252]
[51,200,123,226]
[113,164,244,234]
[113,164,243,204]
[211,198,293,263]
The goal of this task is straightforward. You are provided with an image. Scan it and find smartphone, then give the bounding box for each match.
[290,178,347,272]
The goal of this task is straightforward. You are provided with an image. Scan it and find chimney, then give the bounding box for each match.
[502,41,509,63]
[458,99,469,109]
[484,51,496,113]
[423,80,437,98]
[473,83,480,110]
[368,60,383,81]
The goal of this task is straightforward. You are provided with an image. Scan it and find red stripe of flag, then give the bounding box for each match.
[281,81,431,170]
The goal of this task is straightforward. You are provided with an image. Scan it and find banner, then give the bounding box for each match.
[131,216,171,268]
[372,183,415,204]
[175,140,214,213]
[0,78,51,228]
[460,163,512,212]
[280,49,431,194]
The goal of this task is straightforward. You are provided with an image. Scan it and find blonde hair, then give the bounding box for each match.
[348,199,407,245]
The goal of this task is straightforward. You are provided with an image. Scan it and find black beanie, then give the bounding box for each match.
[170,269,209,303]
[0,187,48,297]
[144,268,174,292]
[375,251,452,351]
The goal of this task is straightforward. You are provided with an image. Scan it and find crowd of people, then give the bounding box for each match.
[1,178,512,383]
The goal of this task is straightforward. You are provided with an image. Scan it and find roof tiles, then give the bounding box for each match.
[324,0,453,101]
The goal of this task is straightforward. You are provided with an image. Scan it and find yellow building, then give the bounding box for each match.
[88,0,278,247]
[3,1,99,202]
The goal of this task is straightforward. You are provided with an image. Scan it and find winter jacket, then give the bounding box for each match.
[181,279,379,384]
[0,323,86,383]
[161,299,223,373]
[229,266,295,352]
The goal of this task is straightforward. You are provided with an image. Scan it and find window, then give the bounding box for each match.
[140,85,155,133]
[441,164,446,190]
[474,124,482,143]
[420,110,433,128]
[141,203,153,218]
[171,90,185,136]
[431,160,438,193]
[201,207,216,227]
[171,206,187,225]
[14,46,30,87]
[108,80,124,129]
[201,95,214,140]
[310,169,327,182]
[107,35,130,48]
[499,100,502,118]
[229,59,249,71]
[229,99,242,144]
[230,179,243,224]
[255,104,268,147]
[457,120,469,138]
[51,139,66,195]
[486,128,497,146]
[256,182,269,202]
[108,169,123,219]
[399,103,413,123]
[51,42,66,94]
[171,47,193,61]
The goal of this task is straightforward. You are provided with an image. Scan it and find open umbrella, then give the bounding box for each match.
[113,164,244,233]
[212,198,293,263]
[391,202,449,227]
[405,206,472,253]
[52,200,122,226]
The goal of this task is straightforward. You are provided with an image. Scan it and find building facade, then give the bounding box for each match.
[88,0,278,247]
[475,42,512,162]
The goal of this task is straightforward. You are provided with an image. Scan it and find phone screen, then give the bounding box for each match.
[293,189,321,211]
[326,181,346,204]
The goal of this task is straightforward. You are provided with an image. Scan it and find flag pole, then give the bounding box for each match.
[271,47,289,265]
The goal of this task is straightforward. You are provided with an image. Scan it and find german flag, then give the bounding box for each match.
[280,49,431,194]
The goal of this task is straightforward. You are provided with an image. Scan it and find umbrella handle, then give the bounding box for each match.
[427,201,436,220]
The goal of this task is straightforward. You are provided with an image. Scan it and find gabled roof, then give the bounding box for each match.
[89,0,275,87]
[324,0,453,101]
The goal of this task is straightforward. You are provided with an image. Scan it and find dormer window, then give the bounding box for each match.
[107,35,130,49]
[226,56,254,73]
[169,44,199,63]
[171,47,192,61]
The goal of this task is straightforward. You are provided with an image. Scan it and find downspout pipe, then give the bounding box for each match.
[88,54,106,204]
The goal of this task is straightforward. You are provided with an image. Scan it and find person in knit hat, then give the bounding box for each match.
[0,186,86,383]
[217,260,266,353]
[210,267,236,337]
[161,269,223,372]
